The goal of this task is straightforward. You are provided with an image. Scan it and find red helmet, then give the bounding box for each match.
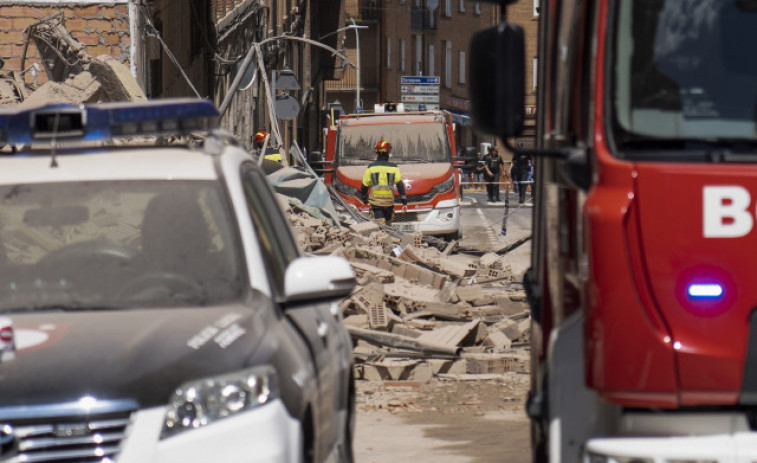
[254,130,268,146]
[374,140,391,155]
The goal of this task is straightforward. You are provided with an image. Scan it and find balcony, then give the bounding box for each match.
[325,64,379,91]
[411,6,436,30]
[345,0,380,21]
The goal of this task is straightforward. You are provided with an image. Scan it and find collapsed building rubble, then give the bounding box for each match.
[0,14,145,107]
[282,193,531,383]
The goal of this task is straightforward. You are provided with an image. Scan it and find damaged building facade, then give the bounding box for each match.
[0,0,345,152]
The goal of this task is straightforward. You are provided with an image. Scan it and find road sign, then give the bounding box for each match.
[401,94,440,103]
[401,85,440,94]
[401,76,440,85]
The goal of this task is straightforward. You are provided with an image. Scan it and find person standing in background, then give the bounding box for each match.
[484,147,503,203]
[510,151,532,204]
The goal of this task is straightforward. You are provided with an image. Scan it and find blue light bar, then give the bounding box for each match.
[0,98,219,146]
[687,283,724,299]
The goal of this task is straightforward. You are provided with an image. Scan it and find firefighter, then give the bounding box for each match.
[360,140,408,225]
[254,130,282,163]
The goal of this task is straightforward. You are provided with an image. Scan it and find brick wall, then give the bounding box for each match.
[0,3,131,85]
[507,0,539,105]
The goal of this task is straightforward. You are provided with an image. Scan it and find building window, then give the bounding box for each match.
[400,39,406,72]
[444,41,452,88]
[415,35,422,75]
[445,0,452,17]
[474,2,480,14]
[387,37,392,69]
[533,57,538,90]
[458,51,466,84]
[428,43,435,76]
[459,0,465,12]
[534,0,540,16]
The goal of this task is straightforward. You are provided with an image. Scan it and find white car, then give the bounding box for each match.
[0,99,357,463]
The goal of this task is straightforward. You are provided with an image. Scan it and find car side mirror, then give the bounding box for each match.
[469,22,525,140]
[284,256,356,305]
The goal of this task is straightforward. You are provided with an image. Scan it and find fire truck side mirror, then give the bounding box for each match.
[469,22,525,140]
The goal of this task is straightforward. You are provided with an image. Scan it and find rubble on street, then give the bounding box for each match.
[0,15,144,107]
[282,194,531,383]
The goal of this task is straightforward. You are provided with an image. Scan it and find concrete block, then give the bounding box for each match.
[89,55,146,101]
[427,359,451,375]
[408,363,434,382]
[406,318,436,331]
[391,324,423,338]
[484,330,512,350]
[447,360,468,375]
[437,281,459,304]
[362,364,389,381]
[417,319,480,349]
[343,314,369,329]
[398,245,423,263]
[349,221,381,236]
[497,298,530,316]
[368,304,389,330]
[501,319,531,342]
[479,252,501,269]
[464,353,517,374]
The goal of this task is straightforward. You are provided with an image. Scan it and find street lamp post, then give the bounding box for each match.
[320,21,369,112]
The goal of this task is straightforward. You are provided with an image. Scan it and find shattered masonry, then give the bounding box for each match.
[0,12,140,107]
[284,195,531,383]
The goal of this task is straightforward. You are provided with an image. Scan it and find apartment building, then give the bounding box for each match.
[327,0,538,154]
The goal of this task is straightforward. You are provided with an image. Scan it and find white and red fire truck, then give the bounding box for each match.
[323,104,463,240]
[471,0,757,462]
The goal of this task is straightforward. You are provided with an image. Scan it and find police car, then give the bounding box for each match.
[0,99,357,462]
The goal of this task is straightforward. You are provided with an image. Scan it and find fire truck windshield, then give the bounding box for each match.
[613,0,757,151]
[337,123,451,166]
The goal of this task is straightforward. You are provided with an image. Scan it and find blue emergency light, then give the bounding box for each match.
[687,283,724,299]
[0,98,219,146]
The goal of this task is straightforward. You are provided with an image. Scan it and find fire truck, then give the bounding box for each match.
[323,104,463,240]
[470,1,757,462]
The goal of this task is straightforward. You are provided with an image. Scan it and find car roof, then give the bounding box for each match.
[0,148,219,185]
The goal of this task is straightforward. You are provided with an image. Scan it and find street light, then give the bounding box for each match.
[320,20,369,112]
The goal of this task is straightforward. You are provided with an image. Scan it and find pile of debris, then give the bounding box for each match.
[283,196,531,383]
[0,14,145,107]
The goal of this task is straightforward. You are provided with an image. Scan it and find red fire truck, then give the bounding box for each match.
[471,1,757,462]
[324,104,463,240]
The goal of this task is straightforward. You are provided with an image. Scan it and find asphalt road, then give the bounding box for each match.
[459,188,533,278]
[353,187,534,463]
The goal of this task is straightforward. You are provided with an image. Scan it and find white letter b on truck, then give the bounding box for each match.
[704,186,753,238]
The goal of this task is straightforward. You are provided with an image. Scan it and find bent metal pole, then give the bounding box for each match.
[219,35,355,118]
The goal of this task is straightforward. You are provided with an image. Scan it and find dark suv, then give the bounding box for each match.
[0,99,357,463]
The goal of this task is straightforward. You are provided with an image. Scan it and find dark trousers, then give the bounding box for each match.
[513,171,528,203]
[486,175,500,201]
[370,205,395,225]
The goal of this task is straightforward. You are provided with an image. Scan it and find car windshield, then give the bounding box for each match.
[337,122,451,166]
[613,0,757,154]
[0,180,245,311]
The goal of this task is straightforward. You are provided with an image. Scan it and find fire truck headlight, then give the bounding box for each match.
[436,207,457,223]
